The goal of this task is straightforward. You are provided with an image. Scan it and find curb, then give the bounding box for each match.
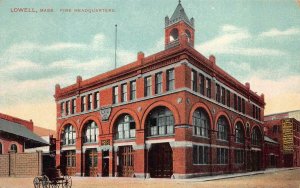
[185,167,299,182]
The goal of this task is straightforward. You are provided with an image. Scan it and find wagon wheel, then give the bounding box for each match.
[50,183,59,188]
[42,175,50,188]
[33,177,41,188]
[63,176,72,188]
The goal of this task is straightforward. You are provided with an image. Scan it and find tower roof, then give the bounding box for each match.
[166,1,193,27]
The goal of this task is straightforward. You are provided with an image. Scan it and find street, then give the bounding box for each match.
[0,168,299,188]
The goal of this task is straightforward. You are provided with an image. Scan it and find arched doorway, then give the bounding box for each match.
[146,106,174,178]
[114,114,136,177]
[148,143,173,178]
[83,120,99,177]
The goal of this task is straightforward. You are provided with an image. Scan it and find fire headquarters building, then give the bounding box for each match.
[54,1,265,178]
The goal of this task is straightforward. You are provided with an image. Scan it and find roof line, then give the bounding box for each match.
[264,109,300,117]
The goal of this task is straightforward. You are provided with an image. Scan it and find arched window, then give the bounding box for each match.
[10,144,17,153]
[170,28,179,41]
[193,108,210,137]
[235,122,245,143]
[251,127,261,146]
[217,116,229,141]
[115,114,136,140]
[185,29,191,42]
[62,124,76,145]
[84,121,99,143]
[147,106,174,136]
[0,142,2,154]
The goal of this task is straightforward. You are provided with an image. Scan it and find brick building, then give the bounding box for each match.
[54,1,265,178]
[0,113,48,154]
[264,111,300,168]
[264,110,300,122]
[0,113,49,177]
[263,135,280,168]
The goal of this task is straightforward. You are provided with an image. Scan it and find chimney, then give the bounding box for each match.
[261,93,265,101]
[55,84,61,95]
[209,55,216,65]
[77,76,82,83]
[245,82,250,90]
[137,51,144,65]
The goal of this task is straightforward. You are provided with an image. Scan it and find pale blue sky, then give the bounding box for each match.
[0,0,299,129]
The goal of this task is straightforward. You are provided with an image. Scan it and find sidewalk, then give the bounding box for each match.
[72,167,299,182]
[183,167,299,182]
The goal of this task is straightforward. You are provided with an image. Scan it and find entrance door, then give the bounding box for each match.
[251,150,261,171]
[102,150,109,177]
[85,149,98,177]
[118,146,134,177]
[149,143,173,178]
[283,154,293,167]
[270,155,276,167]
[61,150,76,176]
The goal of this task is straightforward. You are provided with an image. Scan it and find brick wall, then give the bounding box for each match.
[0,151,42,177]
[0,154,9,176]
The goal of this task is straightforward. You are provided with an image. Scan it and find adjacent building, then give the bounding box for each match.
[54,1,265,178]
[264,111,300,168]
[0,113,48,154]
[264,110,300,122]
[0,113,50,177]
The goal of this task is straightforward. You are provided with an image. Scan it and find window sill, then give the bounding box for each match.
[83,142,98,145]
[251,144,262,147]
[114,138,136,142]
[147,134,175,138]
[217,139,229,143]
[62,144,76,146]
[192,135,210,139]
[193,163,210,166]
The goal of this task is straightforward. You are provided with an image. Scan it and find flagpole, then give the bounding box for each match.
[114,24,117,69]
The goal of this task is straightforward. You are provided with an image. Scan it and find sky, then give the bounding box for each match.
[0,0,299,130]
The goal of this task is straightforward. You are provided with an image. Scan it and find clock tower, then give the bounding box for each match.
[165,0,195,49]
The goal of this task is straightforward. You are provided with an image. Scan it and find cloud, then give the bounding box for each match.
[2,42,86,59]
[0,32,137,81]
[228,61,251,72]
[45,42,85,51]
[0,59,40,72]
[145,37,164,55]
[0,32,135,98]
[247,75,300,115]
[0,32,140,129]
[91,33,106,49]
[196,24,286,56]
[117,50,136,66]
[260,28,300,37]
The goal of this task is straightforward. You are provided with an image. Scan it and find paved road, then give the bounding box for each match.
[0,168,299,188]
